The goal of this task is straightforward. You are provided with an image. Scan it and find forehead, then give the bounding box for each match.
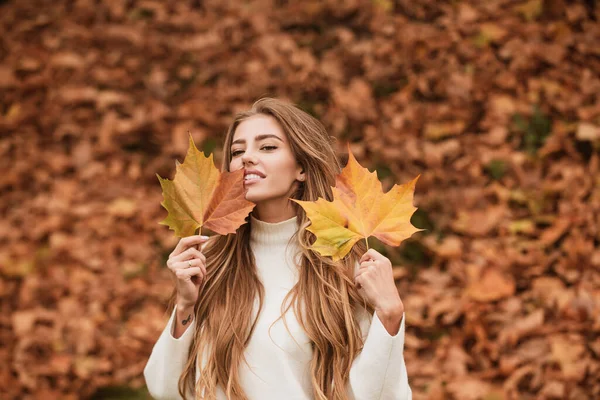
[232,114,287,143]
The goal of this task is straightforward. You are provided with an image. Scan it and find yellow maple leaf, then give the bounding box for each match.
[291,145,423,260]
[156,133,255,237]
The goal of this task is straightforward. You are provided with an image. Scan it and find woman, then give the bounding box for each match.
[144,98,411,400]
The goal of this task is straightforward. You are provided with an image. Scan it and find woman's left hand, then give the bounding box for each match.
[355,249,404,318]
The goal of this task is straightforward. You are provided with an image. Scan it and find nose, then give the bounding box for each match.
[241,149,257,166]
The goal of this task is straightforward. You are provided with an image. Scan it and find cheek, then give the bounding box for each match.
[278,155,298,176]
[229,159,240,171]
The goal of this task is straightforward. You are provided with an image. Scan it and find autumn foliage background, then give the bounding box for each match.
[1,0,600,399]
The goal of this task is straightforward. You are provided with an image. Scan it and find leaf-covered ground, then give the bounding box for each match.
[1,0,599,398]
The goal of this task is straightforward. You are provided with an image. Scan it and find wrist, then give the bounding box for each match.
[174,303,195,333]
[375,299,404,336]
[376,299,404,320]
[176,301,196,311]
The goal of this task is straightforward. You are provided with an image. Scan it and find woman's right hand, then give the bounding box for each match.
[166,235,210,309]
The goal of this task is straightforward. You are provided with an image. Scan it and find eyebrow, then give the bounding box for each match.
[231,134,283,146]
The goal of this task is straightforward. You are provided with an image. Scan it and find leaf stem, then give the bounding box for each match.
[365,236,369,250]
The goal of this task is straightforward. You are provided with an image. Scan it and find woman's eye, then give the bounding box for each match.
[231,146,277,157]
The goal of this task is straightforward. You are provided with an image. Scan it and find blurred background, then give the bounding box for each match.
[1,0,600,399]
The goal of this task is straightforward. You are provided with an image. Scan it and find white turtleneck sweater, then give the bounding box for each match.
[144,215,411,399]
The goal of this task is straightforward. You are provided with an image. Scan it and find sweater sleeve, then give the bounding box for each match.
[144,305,196,400]
[347,308,411,399]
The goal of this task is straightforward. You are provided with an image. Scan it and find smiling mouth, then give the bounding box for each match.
[244,174,265,182]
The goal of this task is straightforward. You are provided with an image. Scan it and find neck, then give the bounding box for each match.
[252,203,297,223]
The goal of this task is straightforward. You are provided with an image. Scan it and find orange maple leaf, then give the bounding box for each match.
[292,144,423,260]
[156,134,255,237]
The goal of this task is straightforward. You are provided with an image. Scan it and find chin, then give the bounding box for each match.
[245,191,281,205]
[244,191,263,203]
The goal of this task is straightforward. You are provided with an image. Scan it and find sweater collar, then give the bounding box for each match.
[250,213,298,246]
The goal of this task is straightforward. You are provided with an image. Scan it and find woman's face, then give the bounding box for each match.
[229,114,304,207]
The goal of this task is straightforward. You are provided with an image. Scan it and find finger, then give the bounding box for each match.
[195,240,211,253]
[193,260,207,278]
[168,258,194,274]
[175,257,206,271]
[171,247,204,264]
[359,259,378,270]
[171,235,210,257]
[355,268,368,279]
[168,248,194,266]
[355,274,366,288]
[356,262,376,277]
[192,249,207,264]
[175,266,203,280]
[167,258,189,272]
[179,235,210,255]
[188,258,206,276]
[192,251,206,268]
[359,248,381,263]
[178,248,206,263]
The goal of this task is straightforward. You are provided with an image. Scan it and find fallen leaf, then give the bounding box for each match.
[0,66,17,88]
[12,310,37,336]
[539,381,565,398]
[50,52,86,69]
[467,267,515,302]
[550,334,587,381]
[157,133,255,237]
[423,120,466,140]
[476,23,508,47]
[452,207,506,237]
[498,309,545,347]
[576,122,600,141]
[509,218,536,235]
[107,198,137,218]
[331,78,377,121]
[514,0,543,21]
[446,377,495,400]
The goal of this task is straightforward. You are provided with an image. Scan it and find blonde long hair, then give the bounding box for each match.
[169,98,371,399]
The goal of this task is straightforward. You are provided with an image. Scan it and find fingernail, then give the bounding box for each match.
[201,235,209,239]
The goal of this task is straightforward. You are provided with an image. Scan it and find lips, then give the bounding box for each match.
[244,169,266,178]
